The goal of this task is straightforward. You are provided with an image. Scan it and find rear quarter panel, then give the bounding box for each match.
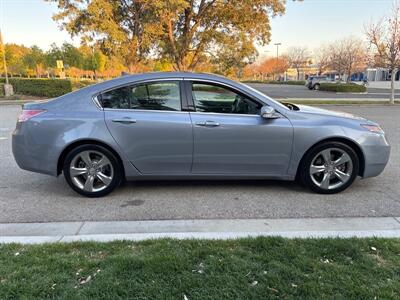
[14,91,138,177]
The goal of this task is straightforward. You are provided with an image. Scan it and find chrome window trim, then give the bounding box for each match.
[92,95,103,110]
[98,77,184,95]
[185,78,265,116]
[91,76,285,116]
[184,78,264,103]
[95,78,184,112]
[103,108,190,114]
[189,111,283,118]
[186,78,289,116]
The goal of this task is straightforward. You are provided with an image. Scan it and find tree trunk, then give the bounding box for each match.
[390,67,397,105]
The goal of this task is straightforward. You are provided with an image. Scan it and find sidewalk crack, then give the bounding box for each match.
[393,217,400,225]
[75,222,85,235]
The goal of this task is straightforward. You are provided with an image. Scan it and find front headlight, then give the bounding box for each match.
[361,124,384,134]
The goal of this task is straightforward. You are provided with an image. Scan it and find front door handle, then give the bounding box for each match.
[195,121,220,127]
[112,118,137,124]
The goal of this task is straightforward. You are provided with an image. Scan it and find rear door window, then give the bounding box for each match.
[101,81,181,111]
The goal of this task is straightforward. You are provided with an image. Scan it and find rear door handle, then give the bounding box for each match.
[112,118,137,124]
[195,121,220,127]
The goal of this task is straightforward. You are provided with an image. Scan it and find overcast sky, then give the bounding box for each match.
[0,0,394,58]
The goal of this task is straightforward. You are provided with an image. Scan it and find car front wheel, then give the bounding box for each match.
[300,142,359,194]
[63,144,122,197]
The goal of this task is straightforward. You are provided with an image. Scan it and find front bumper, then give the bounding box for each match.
[360,133,390,178]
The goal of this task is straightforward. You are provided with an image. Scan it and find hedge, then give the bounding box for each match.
[0,83,4,97]
[319,83,366,93]
[0,78,72,97]
[266,80,306,85]
[71,79,97,90]
[242,80,306,85]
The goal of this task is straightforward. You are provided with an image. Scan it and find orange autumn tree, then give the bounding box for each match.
[254,57,289,81]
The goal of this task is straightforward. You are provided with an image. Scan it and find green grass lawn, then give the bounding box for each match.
[1,237,400,299]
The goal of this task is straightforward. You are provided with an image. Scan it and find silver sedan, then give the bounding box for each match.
[12,72,390,197]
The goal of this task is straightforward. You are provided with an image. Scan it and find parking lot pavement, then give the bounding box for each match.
[0,105,399,223]
[248,83,400,100]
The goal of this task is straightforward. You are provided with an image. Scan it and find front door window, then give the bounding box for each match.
[192,83,261,115]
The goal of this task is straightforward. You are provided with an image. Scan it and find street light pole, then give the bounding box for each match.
[274,42,282,61]
[274,43,282,81]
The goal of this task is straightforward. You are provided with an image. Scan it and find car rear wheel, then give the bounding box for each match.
[314,83,320,90]
[63,144,122,197]
[300,142,359,194]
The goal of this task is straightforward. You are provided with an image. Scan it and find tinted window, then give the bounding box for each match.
[130,82,181,111]
[101,81,181,111]
[101,86,130,109]
[192,83,261,114]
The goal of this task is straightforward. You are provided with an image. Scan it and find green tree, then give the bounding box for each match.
[46,0,288,71]
[81,46,107,79]
[23,45,45,77]
[44,43,62,70]
[61,42,84,69]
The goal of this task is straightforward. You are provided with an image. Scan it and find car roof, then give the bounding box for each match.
[83,71,234,94]
[39,71,289,113]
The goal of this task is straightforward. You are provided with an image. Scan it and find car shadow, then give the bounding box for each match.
[123,179,306,193]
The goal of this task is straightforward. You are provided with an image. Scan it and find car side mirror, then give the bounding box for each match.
[261,106,279,119]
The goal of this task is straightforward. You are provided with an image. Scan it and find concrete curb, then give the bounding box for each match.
[1,217,400,244]
[0,100,44,105]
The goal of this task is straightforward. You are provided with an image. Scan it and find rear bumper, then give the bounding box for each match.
[361,134,390,178]
[12,124,58,176]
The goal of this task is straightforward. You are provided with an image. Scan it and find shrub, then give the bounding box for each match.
[0,78,72,97]
[71,79,97,90]
[0,83,4,97]
[241,80,306,85]
[241,80,265,83]
[319,83,366,93]
[266,80,306,85]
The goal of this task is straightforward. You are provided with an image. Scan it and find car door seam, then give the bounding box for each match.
[102,109,143,174]
[188,112,195,173]
[284,116,296,176]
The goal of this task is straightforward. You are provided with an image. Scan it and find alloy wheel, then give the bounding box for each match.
[69,150,114,192]
[309,147,353,190]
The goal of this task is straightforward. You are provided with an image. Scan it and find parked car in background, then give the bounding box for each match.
[12,72,390,197]
[306,76,337,90]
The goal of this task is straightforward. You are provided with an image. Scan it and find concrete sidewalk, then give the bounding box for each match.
[1,217,400,244]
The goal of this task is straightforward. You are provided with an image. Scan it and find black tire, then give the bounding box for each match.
[63,144,122,197]
[300,142,359,194]
[314,83,320,90]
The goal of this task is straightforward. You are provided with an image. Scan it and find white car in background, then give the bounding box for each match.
[305,76,337,90]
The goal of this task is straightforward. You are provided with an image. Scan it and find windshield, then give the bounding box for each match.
[241,83,289,111]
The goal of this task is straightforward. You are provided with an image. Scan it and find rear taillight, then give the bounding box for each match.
[18,109,46,122]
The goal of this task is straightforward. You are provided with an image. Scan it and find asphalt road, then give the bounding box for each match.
[0,105,399,223]
[248,83,400,100]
